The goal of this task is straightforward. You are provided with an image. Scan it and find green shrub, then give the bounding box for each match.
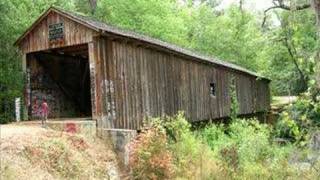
[199,118,298,179]
[276,111,302,141]
[275,94,320,144]
[0,113,11,124]
[131,113,311,179]
[129,126,174,179]
[200,124,230,152]
[130,113,224,179]
[228,120,272,165]
[162,113,223,179]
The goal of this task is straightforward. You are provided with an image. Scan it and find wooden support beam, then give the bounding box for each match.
[88,42,98,120]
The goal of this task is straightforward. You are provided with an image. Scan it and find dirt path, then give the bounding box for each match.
[0,121,46,139]
[0,121,123,180]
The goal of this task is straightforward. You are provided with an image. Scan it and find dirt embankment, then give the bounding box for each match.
[0,122,123,180]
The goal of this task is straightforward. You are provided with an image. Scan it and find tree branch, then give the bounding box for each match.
[283,37,306,82]
[261,2,311,27]
[272,7,308,90]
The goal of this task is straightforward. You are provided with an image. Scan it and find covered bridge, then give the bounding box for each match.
[15,7,270,131]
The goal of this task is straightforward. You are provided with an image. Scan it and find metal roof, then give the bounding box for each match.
[15,6,270,81]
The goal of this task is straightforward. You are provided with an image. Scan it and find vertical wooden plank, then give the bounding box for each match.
[120,42,127,129]
[163,53,170,115]
[111,41,122,128]
[52,12,58,49]
[88,42,97,120]
[143,47,151,123]
[109,41,116,128]
[47,12,53,49]
[43,16,48,50]
[226,71,231,116]
[174,57,181,116]
[120,42,128,129]
[126,42,133,129]
[115,41,124,129]
[195,62,200,120]
[147,48,154,118]
[135,45,142,129]
[152,50,157,117]
[36,22,41,52]
[95,37,102,117]
[170,55,176,116]
[187,60,192,120]
[200,65,205,120]
[114,40,122,128]
[98,38,108,128]
[107,39,118,129]
[166,54,171,115]
[63,16,69,47]
[221,70,227,117]
[131,44,138,129]
[138,46,146,128]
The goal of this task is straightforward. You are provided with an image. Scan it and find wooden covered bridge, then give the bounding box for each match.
[15,7,270,131]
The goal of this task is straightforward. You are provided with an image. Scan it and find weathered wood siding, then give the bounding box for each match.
[17,10,270,130]
[88,37,114,128]
[94,38,270,130]
[19,11,98,54]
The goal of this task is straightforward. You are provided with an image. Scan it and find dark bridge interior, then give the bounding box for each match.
[27,44,92,119]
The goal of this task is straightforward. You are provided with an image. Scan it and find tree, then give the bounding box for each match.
[312,0,320,90]
[262,0,320,91]
[0,0,77,123]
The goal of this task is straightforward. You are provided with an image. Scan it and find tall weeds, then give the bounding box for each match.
[129,113,320,179]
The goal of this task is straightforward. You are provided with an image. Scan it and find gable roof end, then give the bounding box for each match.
[14,7,100,46]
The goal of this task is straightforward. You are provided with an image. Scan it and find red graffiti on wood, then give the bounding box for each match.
[65,123,77,133]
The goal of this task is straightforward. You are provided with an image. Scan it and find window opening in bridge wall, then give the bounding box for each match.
[210,82,216,97]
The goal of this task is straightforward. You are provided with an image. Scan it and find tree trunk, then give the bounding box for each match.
[88,0,97,15]
[239,0,244,11]
[312,0,320,89]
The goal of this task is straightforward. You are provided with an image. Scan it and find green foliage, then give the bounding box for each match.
[229,76,239,120]
[94,0,190,46]
[189,5,264,71]
[276,111,302,141]
[130,113,224,179]
[199,118,299,179]
[131,113,320,179]
[276,92,320,144]
[162,113,221,178]
[260,8,316,95]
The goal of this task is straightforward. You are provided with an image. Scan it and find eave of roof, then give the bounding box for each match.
[14,6,270,82]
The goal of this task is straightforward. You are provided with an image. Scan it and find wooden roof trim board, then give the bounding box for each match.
[15,6,270,81]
